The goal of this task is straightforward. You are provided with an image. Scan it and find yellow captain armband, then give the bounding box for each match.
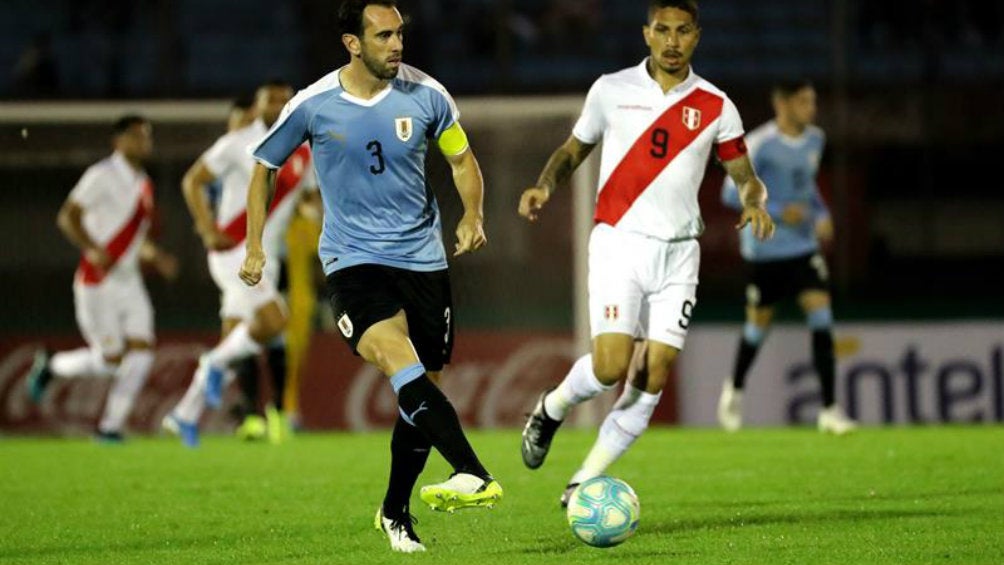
[437,122,469,156]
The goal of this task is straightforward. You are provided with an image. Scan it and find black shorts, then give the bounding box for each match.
[325,264,454,371]
[747,252,829,307]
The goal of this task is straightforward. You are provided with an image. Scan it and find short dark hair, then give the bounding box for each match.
[337,0,397,36]
[231,94,255,111]
[649,0,699,25]
[112,114,148,136]
[773,79,814,99]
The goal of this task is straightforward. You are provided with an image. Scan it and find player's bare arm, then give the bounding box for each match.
[444,146,487,257]
[56,199,110,270]
[181,159,234,251]
[239,163,275,286]
[519,135,596,222]
[723,154,775,240]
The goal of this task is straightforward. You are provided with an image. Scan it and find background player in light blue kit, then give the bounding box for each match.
[718,79,857,435]
[239,0,501,553]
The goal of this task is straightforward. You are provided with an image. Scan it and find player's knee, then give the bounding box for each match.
[102,353,123,367]
[359,342,390,373]
[252,307,287,340]
[125,339,153,351]
[806,306,833,331]
[361,339,416,376]
[642,348,677,391]
[592,355,631,385]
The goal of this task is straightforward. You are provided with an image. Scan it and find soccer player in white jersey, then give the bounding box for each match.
[718,80,857,435]
[163,80,319,447]
[203,92,291,444]
[518,0,776,507]
[25,115,178,443]
[239,0,502,552]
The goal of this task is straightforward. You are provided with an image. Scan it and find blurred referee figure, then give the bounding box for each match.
[718,79,857,435]
[240,0,502,553]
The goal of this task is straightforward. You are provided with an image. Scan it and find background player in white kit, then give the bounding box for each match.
[164,81,319,447]
[518,0,775,506]
[200,92,294,444]
[26,115,178,443]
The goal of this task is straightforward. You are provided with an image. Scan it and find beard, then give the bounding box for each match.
[361,50,399,80]
[655,51,688,75]
[657,60,684,74]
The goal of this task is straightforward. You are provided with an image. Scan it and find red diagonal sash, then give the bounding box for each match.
[77,179,153,285]
[595,88,723,226]
[218,144,312,248]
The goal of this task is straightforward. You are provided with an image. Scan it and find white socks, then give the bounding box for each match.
[544,354,615,421]
[99,350,154,433]
[205,323,263,368]
[48,347,153,434]
[570,385,662,485]
[173,369,206,424]
[171,323,262,423]
[50,347,114,379]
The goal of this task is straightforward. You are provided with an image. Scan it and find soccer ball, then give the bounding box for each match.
[566,476,640,548]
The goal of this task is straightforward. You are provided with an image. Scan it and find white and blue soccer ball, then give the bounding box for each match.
[566,476,640,548]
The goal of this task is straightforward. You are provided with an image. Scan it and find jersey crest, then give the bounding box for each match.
[682,106,702,131]
[395,117,413,142]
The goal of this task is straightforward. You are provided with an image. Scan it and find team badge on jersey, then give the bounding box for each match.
[337,313,354,338]
[682,106,702,131]
[604,305,620,321]
[395,117,413,142]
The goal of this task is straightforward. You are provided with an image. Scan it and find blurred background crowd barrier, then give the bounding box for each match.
[1,0,1001,433]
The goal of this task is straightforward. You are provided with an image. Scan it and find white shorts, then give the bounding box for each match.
[208,247,282,321]
[588,223,700,349]
[73,273,154,358]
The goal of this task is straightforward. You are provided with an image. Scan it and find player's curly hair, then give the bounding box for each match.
[649,0,699,25]
[337,0,398,37]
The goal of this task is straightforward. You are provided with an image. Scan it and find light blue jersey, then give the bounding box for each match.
[722,121,828,262]
[252,64,461,274]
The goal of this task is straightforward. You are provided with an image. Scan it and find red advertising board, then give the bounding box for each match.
[1,331,680,435]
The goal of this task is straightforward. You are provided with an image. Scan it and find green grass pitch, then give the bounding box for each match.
[1,426,1001,565]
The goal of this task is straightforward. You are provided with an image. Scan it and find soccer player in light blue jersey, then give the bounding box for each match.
[718,79,856,435]
[238,0,501,553]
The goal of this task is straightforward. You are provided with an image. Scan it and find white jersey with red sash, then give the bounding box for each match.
[202,120,315,320]
[573,60,747,242]
[70,152,154,285]
[573,61,749,349]
[68,152,156,355]
[203,119,315,259]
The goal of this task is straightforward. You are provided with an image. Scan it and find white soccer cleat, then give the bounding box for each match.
[817,405,857,435]
[717,379,743,432]
[374,508,425,553]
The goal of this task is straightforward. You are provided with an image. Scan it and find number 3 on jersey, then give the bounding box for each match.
[367,140,385,175]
